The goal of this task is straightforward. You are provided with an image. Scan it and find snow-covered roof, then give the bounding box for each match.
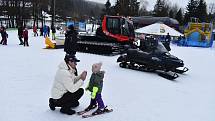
[135,23,183,37]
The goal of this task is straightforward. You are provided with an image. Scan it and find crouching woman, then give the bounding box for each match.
[49,54,87,115]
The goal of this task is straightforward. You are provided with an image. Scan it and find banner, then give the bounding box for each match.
[79,22,86,31]
[67,21,74,27]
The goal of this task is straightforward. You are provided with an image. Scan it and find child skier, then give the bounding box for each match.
[23,28,29,46]
[33,26,38,36]
[0,28,8,45]
[84,62,111,115]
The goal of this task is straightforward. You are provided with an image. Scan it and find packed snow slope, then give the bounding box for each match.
[0,30,215,121]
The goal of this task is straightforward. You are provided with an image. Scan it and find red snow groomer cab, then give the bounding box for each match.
[77,15,135,55]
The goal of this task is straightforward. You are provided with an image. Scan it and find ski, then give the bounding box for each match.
[82,109,113,118]
[77,110,89,115]
[77,105,98,115]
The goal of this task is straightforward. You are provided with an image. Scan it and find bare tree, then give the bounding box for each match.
[208,3,215,14]
[0,0,104,28]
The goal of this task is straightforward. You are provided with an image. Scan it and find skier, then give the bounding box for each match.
[23,27,29,46]
[149,35,158,50]
[18,26,24,45]
[33,25,38,36]
[84,62,110,115]
[49,54,87,115]
[43,25,48,37]
[139,34,148,51]
[164,33,171,51]
[0,26,3,44]
[165,33,171,43]
[40,26,43,36]
[51,25,56,40]
[47,26,50,37]
[0,27,8,45]
[64,24,78,56]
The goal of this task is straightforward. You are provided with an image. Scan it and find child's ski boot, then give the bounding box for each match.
[84,104,97,111]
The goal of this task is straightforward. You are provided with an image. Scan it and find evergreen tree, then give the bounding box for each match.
[153,0,169,17]
[101,0,114,17]
[184,0,198,23]
[104,0,111,15]
[129,0,140,16]
[114,0,120,15]
[121,0,129,16]
[168,10,174,18]
[113,0,139,16]
[175,8,183,25]
[196,0,207,22]
[168,4,179,18]
[114,0,129,16]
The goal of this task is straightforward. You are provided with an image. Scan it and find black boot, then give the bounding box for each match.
[70,101,79,108]
[84,104,97,111]
[92,106,111,115]
[49,98,56,111]
[60,108,76,115]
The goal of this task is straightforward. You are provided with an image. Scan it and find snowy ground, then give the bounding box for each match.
[0,30,215,121]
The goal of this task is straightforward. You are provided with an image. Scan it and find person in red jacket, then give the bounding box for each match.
[23,28,29,46]
[33,26,38,36]
[0,27,8,45]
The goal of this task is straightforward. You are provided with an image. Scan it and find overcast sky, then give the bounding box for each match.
[87,0,214,11]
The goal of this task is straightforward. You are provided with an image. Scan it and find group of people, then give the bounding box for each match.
[0,26,29,46]
[0,24,57,47]
[139,33,172,52]
[38,25,56,40]
[139,35,158,52]
[49,24,108,115]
